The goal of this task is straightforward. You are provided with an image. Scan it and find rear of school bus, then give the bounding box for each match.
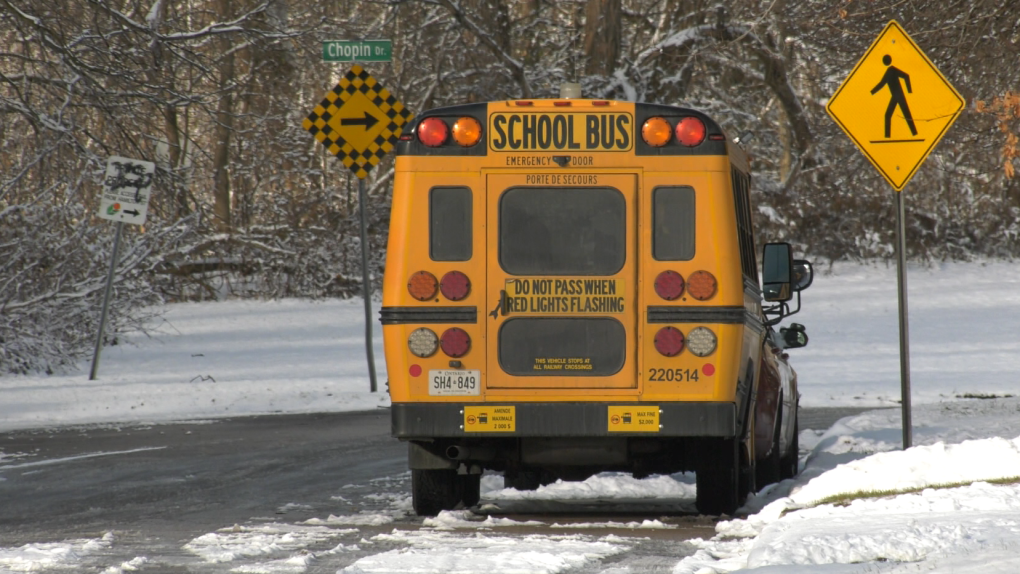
[383,97,765,516]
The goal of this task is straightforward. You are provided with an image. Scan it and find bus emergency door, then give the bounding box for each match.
[485,173,639,391]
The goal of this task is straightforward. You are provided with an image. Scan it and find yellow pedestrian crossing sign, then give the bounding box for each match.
[827,20,965,191]
[303,65,413,179]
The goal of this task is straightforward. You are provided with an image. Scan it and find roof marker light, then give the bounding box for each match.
[417,118,448,147]
[642,117,672,147]
[452,117,482,147]
[675,117,707,147]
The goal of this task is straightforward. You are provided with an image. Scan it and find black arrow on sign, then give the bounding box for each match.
[340,111,379,130]
[124,209,140,217]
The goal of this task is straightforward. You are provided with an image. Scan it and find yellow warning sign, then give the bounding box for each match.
[826,20,964,191]
[302,65,413,179]
[608,406,660,432]
[464,406,516,432]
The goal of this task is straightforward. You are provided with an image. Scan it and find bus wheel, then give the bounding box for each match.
[504,469,542,491]
[459,473,481,508]
[412,469,461,516]
[695,438,744,516]
[756,413,782,489]
[780,417,800,480]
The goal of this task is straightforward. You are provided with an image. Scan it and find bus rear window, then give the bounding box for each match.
[430,187,472,261]
[499,187,625,275]
[653,186,695,261]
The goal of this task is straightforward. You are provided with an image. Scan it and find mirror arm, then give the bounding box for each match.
[762,291,803,327]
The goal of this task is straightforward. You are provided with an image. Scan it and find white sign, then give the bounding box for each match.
[98,155,155,225]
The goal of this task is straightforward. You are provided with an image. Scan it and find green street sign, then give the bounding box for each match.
[322,40,392,63]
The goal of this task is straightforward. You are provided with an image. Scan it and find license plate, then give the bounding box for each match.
[428,370,481,396]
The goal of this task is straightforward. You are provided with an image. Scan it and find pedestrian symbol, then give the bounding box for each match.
[827,21,964,191]
[871,55,919,141]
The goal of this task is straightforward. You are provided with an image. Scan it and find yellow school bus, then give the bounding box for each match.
[382,89,813,516]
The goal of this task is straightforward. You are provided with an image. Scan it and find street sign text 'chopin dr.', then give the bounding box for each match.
[827,20,965,191]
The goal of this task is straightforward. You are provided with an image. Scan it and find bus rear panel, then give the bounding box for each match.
[383,98,768,515]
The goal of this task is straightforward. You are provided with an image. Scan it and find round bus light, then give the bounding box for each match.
[675,116,707,147]
[440,328,471,358]
[703,363,716,376]
[654,270,685,300]
[641,116,672,147]
[452,117,482,147]
[686,327,718,357]
[408,328,439,358]
[686,270,718,301]
[417,117,449,147]
[408,270,439,301]
[440,271,471,301]
[409,364,422,377]
[654,326,685,357]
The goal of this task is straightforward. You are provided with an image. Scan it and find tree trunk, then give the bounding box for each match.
[212,0,235,231]
[583,0,621,76]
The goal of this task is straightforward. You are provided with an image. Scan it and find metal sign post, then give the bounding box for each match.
[357,178,377,392]
[303,61,412,392]
[827,21,964,449]
[90,156,155,380]
[894,189,912,448]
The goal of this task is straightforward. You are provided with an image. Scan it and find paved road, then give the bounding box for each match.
[0,406,875,572]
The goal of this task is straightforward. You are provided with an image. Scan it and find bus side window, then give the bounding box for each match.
[652,186,695,261]
[429,187,472,261]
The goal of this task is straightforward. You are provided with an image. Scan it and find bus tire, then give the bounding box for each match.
[696,438,744,516]
[756,412,782,489]
[780,417,800,480]
[412,469,460,516]
[504,469,542,491]
[459,473,481,508]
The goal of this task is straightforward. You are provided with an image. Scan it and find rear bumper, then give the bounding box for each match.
[391,402,737,438]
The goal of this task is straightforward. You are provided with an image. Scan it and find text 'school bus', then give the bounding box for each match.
[382,89,814,516]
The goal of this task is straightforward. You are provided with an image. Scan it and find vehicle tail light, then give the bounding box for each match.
[408,271,438,301]
[686,327,718,357]
[408,328,439,357]
[440,271,471,301]
[654,326,684,357]
[686,270,717,300]
[675,117,706,147]
[452,117,482,147]
[654,270,685,300]
[641,117,672,147]
[440,328,471,358]
[417,117,449,147]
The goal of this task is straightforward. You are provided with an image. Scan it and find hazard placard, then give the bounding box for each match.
[827,20,965,191]
[302,65,413,179]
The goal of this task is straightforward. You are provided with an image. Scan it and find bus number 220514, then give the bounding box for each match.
[647,368,699,382]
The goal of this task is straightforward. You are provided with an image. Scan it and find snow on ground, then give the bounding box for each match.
[2,261,1020,573]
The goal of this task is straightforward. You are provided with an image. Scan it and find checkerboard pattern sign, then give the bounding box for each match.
[303,65,413,179]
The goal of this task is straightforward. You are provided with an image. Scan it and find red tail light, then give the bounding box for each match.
[654,327,685,357]
[654,270,685,300]
[417,117,449,147]
[675,117,706,147]
[440,328,471,358]
[440,271,471,301]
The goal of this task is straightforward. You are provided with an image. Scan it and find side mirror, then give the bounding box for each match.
[762,243,793,302]
[780,323,809,349]
[792,260,813,291]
